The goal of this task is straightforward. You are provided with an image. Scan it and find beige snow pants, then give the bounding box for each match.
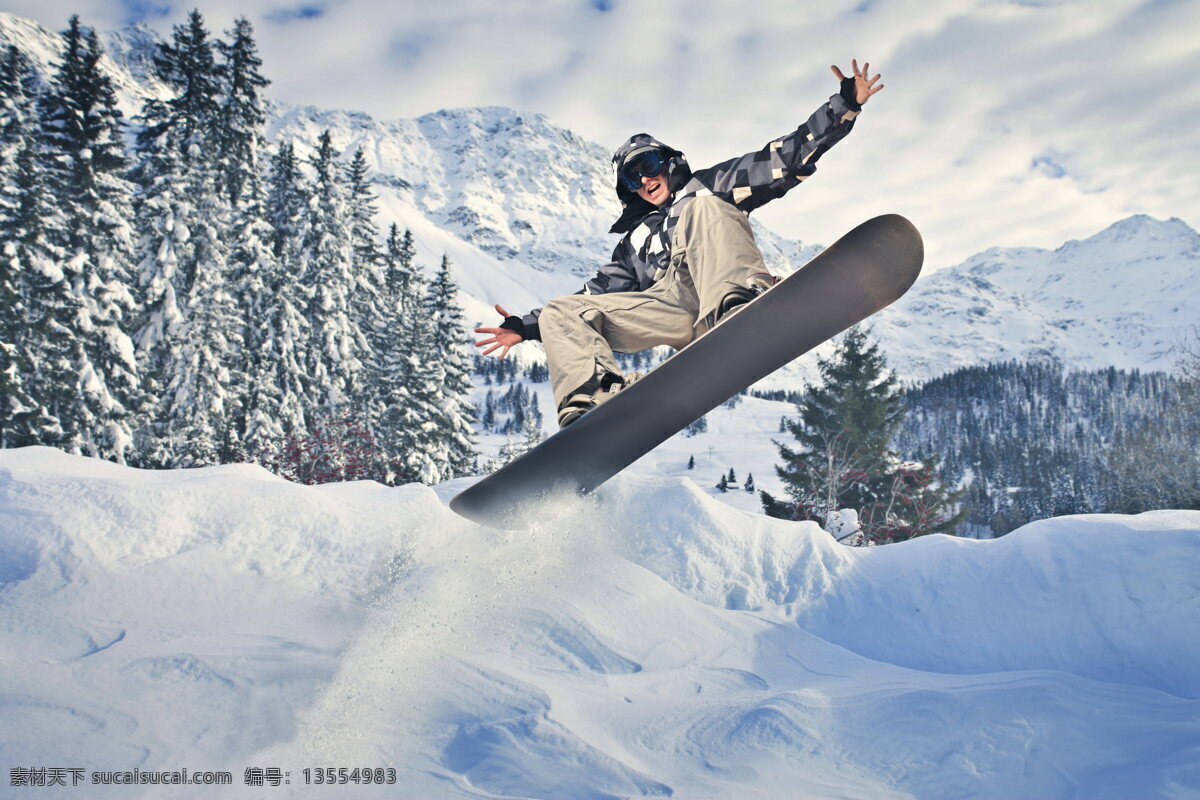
[539,194,771,409]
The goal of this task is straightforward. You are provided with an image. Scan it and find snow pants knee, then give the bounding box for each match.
[539,194,771,409]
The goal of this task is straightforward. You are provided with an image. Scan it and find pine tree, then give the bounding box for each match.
[716,474,729,492]
[366,227,443,483]
[300,129,364,413]
[132,9,240,466]
[226,146,279,461]
[216,18,277,460]
[762,326,961,543]
[0,45,40,167]
[266,140,306,260]
[0,45,58,447]
[32,17,141,462]
[150,9,224,160]
[344,146,389,414]
[382,224,418,306]
[424,254,477,479]
[744,472,755,493]
[214,17,269,207]
[687,455,695,470]
[243,140,311,462]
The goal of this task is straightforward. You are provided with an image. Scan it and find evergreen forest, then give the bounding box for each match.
[0,12,477,484]
[897,359,1200,535]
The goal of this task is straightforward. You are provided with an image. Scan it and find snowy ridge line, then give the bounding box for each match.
[2,446,1199,798]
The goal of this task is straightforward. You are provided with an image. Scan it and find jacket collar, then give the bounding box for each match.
[609,197,660,234]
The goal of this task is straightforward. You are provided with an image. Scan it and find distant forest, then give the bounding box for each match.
[757,357,1198,536]
[897,361,1199,535]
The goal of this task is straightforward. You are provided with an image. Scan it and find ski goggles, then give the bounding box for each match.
[618,150,667,192]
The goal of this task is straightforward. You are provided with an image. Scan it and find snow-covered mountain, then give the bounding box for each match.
[872,214,1200,382]
[3,11,1194,387]
[2,446,1198,798]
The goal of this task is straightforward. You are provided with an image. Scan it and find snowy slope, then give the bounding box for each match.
[3,446,1199,799]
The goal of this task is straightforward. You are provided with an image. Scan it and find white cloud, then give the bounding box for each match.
[10,0,1199,269]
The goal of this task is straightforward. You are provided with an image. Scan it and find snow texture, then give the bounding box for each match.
[2,446,1198,799]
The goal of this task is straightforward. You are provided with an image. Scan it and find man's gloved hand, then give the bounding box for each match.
[473,304,525,360]
[831,58,884,107]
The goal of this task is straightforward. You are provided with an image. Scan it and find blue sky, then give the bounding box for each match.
[5,0,1198,267]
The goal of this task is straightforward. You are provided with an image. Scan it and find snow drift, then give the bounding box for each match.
[1,446,1198,799]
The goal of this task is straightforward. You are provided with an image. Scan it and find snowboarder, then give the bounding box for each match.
[474,60,884,428]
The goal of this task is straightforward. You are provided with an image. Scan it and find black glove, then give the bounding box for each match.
[498,315,526,339]
[839,76,863,111]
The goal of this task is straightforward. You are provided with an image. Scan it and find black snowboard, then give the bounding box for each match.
[451,214,923,528]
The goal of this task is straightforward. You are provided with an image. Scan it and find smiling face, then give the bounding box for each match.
[636,168,671,206]
[618,148,672,207]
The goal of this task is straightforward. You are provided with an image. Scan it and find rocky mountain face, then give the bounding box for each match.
[4,11,1194,386]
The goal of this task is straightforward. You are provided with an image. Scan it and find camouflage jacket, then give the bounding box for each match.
[518,83,863,341]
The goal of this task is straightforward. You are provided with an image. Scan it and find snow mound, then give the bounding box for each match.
[2,448,1199,799]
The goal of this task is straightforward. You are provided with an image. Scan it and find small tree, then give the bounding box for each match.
[716,474,729,492]
[761,326,962,543]
[687,455,695,470]
[261,411,391,485]
[744,473,755,493]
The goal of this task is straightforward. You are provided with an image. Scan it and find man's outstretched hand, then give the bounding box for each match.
[831,59,883,105]
[474,304,524,359]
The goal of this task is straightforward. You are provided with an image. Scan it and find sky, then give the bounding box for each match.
[5,0,1199,268]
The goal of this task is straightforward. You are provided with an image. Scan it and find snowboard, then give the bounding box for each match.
[450,214,923,529]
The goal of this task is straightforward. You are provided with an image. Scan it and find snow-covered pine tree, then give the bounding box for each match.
[230,183,285,461]
[0,45,40,166]
[383,224,418,308]
[424,254,477,479]
[0,44,58,447]
[214,17,268,208]
[300,129,364,414]
[33,17,141,462]
[242,140,311,462]
[132,9,241,466]
[344,146,389,413]
[369,225,441,479]
[160,200,242,466]
[265,141,305,260]
[216,16,276,460]
[380,322,445,484]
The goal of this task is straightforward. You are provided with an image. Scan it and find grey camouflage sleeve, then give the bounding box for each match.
[695,89,864,213]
